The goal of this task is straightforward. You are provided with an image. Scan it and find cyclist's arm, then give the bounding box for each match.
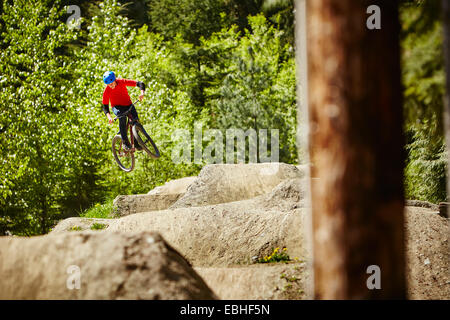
[102,104,110,115]
[102,104,113,124]
[122,79,146,94]
[102,89,113,124]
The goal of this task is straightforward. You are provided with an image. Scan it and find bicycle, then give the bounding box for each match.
[111,100,160,172]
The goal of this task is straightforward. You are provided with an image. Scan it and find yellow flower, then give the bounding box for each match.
[283,248,287,251]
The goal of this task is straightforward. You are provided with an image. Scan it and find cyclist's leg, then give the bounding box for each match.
[113,106,132,149]
[129,105,142,150]
[130,104,139,120]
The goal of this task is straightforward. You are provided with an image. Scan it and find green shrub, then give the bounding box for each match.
[80,200,115,219]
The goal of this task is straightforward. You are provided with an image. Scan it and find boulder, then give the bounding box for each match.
[170,163,305,209]
[113,194,182,217]
[107,203,308,267]
[148,176,197,195]
[194,263,310,300]
[50,178,310,267]
[50,217,112,233]
[111,176,198,216]
[0,231,217,299]
[261,178,307,210]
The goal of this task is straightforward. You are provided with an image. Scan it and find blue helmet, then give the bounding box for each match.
[103,71,116,84]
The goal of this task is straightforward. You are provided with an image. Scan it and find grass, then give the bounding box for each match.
[69,226,82,231]
[79,199,117,219]
[90,223,107,230]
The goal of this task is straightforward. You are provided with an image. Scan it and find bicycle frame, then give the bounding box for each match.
[113,100,140,152]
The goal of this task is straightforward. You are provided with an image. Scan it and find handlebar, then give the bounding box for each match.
[113,99,140,121]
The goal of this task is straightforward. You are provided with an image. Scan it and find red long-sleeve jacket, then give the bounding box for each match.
[102,79,145,115]
[102,79,137,107]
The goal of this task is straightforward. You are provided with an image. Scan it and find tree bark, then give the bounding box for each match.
[442,0,450,218]
[305,0,406,299]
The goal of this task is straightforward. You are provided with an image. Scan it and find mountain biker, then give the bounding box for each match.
[102,71,146,151]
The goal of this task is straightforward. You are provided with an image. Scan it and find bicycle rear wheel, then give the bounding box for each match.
[132,122,160,159]
[112,135,135,172]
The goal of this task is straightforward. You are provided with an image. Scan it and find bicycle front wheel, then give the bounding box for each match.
[112,135,135,172]
[132,122,160,159]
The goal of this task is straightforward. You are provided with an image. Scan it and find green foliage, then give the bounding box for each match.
[400,1,447,203]
[205,14,297,163]
[404,128,447,203]
[79,200,115,219]
[149,0,228,45]
[0,0,82,234]
[401,2,445,134]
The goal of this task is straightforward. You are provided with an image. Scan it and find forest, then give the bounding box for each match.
[0,0,446,235]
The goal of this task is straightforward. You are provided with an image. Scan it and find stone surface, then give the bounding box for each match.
[111,177,197,216]
[113,194,182,216]
[148,176,197,195]
[195,263,310,300]
[0,231,217,299]
[170,163,305,209]
[51,178,310,267]
[50,217,112,234]
[107,204,308,267]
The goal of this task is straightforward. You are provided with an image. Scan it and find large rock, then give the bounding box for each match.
[113,194,182,217]
[112,177,197,216]
[0,231,217,299]
[195,263,310,300]
[51,179,309,267]
[262,178,307,210]
[148,176,197,195]
[50,217,112,233]
[170,163,305,209]
[107,204,308,267]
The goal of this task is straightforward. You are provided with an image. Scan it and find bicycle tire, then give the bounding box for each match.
[112,135,135,172]
[132,122,160,159]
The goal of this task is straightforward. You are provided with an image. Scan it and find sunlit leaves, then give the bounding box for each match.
[400,1,447,202]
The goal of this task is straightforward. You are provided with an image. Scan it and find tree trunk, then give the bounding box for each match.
[442,0,450,218]
[305,0,406,299]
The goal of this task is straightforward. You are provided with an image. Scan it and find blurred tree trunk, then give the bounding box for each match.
[305,0,406,299]
[442,0,450,218]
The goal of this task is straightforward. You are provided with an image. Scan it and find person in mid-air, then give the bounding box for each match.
[102,71,146,151]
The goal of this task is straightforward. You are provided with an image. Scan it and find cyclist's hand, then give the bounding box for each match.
[107,113,114,125]
[139,93,144,101]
